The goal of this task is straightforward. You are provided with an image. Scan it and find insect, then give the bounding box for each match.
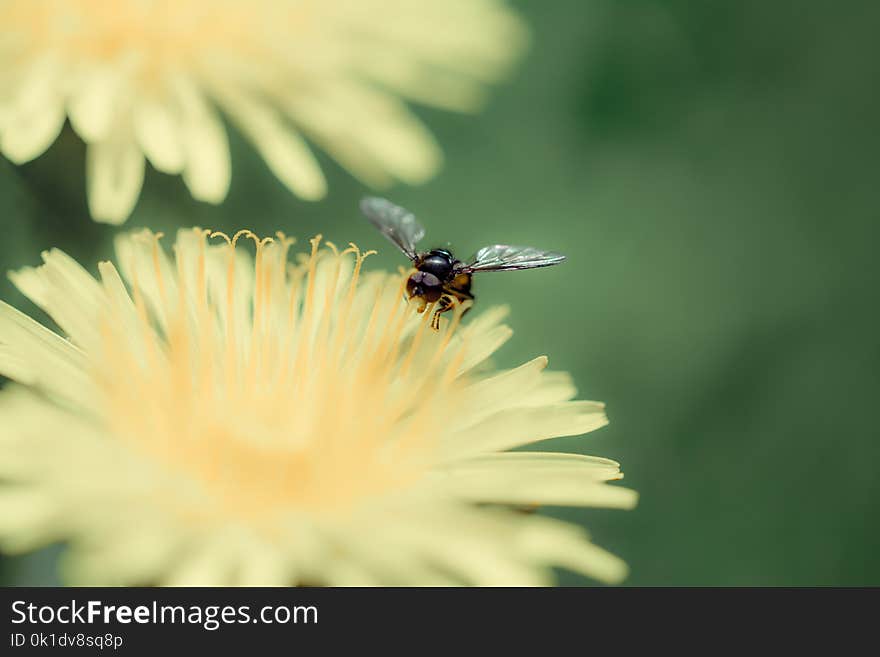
[360,197,566,330]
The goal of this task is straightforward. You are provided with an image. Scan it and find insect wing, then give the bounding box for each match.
[464,244,566,272]
[360,197,426,260]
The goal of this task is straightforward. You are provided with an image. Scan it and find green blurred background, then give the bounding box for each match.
[2,0,878,585]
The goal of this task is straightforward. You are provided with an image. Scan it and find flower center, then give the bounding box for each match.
[94,229,467,524]
[2,1,314,79]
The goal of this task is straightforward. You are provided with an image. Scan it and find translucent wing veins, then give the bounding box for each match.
[360,197,425,260]
[465,244,566,272]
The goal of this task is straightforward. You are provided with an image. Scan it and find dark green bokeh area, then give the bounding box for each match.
[1,1,878,585]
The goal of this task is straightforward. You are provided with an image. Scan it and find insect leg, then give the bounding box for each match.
[431,295,455,331]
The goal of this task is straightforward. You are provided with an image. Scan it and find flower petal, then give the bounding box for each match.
[1,102,65,164]
[0,487,60,553]
[86,130,145,224]
[283,82,441,185]
[454,305,513,375]
[441,401,609,461]
[218,89,327,200]
[378,506,553,586]
[517,516,630,584]
[133,95,185,174]
[169,74,231,204]
[67,65,124,143]
[112,229,179,333]
[0,55,65,163]
[439,452,638,509]
[0,302,89,403]
[10,248,107,356]
[457,356,578,427]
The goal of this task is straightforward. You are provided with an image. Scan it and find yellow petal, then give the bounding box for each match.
[443,401,608,460]
[86,131,145,224]
[0,487,59,553]
[170,74,231,204]
[0,55,64,163]
[67,66,123,142]
[1,100,64,164]
[284,82,441,184]
[0,303,88,401]
[437,452,636,508]
[518,518,630,584]
[20,248,105,351]
[218,89,327,200]
[133,95,185,174]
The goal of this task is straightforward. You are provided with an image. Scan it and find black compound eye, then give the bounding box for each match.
[408,271,441,299]
[417,272,441,287]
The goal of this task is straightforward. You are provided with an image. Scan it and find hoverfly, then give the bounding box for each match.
[360,197,566,330]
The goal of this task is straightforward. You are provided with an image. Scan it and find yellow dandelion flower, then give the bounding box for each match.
[0,227,636,586]
[0,0,527,224]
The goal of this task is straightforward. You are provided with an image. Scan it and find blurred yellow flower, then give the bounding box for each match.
[0,1,527,224]
[0,227,635,585]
